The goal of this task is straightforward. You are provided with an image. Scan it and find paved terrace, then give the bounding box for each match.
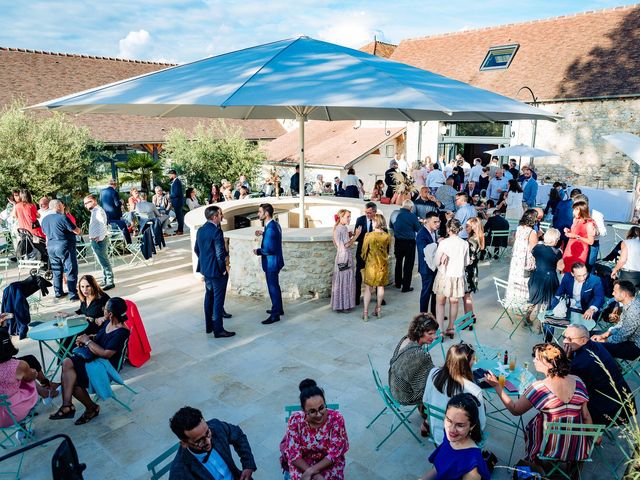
[2,231,635,479]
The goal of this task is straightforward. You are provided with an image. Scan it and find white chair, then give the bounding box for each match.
[17,259,44,280]
[490,277,530,338]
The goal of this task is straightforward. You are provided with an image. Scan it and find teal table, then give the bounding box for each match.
[474,358,535,464]
[28,318,88,379]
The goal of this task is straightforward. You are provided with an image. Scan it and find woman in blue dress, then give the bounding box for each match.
[420,393,491,480]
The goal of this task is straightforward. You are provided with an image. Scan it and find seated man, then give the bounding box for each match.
[563,324,634,425]
[592,280,640,360]
[152,186,172,215]
[169,406,256,480]
[413,186,441,219]
[544,262,604,340]
[135,192,170,231]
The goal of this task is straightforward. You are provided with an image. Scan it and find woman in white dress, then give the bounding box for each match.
[433,219,470,338]
[499,180,524,220]
[506,210,539,306]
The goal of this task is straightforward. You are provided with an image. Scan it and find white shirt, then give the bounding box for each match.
[469,164,483,183]
[435,235,470,278]
[88,205,109,242]
[38,208,55,222]
[571,280,584,310]
[397,158,408,173]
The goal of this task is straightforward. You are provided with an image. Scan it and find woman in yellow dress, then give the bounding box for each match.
[361,213,391,320]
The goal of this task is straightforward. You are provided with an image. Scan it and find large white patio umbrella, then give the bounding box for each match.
[484,144,559,158]
[32,36,560,227]
[602,132,640,166]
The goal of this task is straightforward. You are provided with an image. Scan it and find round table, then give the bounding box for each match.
[28,318,88,379]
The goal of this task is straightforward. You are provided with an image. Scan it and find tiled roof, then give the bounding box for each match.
[359,40,397,58]
[264,120,404,168]
[390,5,640,101]
[0,47,286,142]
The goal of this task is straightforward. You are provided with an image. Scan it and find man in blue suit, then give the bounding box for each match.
[100,178,123,222]
[194,206,235,338]
[169,169,185,235]
[550,262,605,318]
[521,167,539,208]
[254,203,284,325]
[416,212,440,314]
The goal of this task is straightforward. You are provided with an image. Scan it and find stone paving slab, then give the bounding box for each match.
[3,232,634,479]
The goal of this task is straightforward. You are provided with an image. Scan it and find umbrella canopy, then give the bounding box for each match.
[32,36,559,123]
[31,36,561,228]
[602,133,640,165]
[484,144,558,157]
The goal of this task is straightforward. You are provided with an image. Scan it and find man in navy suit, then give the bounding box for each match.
[253,203,284,325]
[354,202,377,305]
[169,169,185,234]
[194,206,235,338]
[416,212,440,314]
[100,178,123,222]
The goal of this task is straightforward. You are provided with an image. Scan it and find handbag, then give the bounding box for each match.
[380,197,391,205]
[31,219,40,229]
[337,262,350,271]
[72,346,95,361]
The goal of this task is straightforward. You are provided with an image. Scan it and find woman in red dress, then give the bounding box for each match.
[562,200,596,273]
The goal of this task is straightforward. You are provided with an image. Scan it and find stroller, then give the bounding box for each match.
[15,228,52,279]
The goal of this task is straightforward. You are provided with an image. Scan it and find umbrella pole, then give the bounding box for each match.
[297,114,306,229]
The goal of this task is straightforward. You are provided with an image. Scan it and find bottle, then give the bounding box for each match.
[503,350,509,365]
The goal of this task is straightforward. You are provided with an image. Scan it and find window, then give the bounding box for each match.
[480,44,519,71]
[385,145,395,158]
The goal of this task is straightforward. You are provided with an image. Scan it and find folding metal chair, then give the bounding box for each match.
[539,221,551,231]
[617,354,640,382]
[125,221,154,267]
[423,330,445,360]
[16,259,43,280]
[365,354,423,450]
[75,238,92,264]
[485,230,511,260]
[107,225,127,262]
[538,422,606,480]
[147,443,180,480]
[491,277,530,338]
[0,395,37,479]
[454,312,499,360]
[92,339,137,411]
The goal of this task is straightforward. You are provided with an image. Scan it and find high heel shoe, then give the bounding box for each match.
[362,310,369,322]
[445,328,455,339]
[373,306,382,318]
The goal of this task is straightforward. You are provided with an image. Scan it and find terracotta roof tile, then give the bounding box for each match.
[390,5,640,101]
[359,40,397,58]
[264,121,404,168]
[0,48,286,142]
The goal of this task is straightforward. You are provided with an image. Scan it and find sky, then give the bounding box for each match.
[0,0,635,64]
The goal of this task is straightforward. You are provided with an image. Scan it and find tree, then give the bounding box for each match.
[0,101,99,199]
[163,121,265,197]
[116,152,164,193]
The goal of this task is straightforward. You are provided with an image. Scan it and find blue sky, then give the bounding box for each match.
[0,1,634,63]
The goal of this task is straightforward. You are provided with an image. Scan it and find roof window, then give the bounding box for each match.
[480,44,519,70]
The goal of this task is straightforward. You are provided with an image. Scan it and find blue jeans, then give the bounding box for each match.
[587,240,600,269]
[265,271,283,317]
[91,239,114,285]
[48,241,78,297]
[204,275,228,334]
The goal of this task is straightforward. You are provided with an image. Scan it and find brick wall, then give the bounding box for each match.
[511,97,640,189]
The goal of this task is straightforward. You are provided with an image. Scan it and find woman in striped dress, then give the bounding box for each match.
[485,343,593,462]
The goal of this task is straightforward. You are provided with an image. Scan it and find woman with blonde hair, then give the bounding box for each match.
[361,213,390,320]
[527,228,563,329]
[434,219,470,338]
[330,209,361,313]
[463,217,485,322]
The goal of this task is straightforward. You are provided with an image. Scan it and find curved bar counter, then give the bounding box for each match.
[184,197,398,299]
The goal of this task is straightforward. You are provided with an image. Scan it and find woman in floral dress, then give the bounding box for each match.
[506,210,539,306]
[330,210,361,313]
[283,379,349,480]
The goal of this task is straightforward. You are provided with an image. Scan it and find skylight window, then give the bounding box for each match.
[480,44,519,71]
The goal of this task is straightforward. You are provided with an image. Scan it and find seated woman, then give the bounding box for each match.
[422,343,486,443]
[282,379,349,480]
[185,188,201,211]
[420,393,491,480]
[370,180,384,202]
[485,343,592,464]
[0,323,57,427]
[57,275,110,353]
[388,313,439,415]
[49,297,130,425]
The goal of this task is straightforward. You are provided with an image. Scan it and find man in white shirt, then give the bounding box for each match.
[426,164,446,194]
[84,194,114,290]
[397,154,408,173]
[469,158,483,183]
[38,196,54,222]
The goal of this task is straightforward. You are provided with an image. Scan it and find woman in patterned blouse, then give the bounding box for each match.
[283,379,349,480]
[485,343,593,463]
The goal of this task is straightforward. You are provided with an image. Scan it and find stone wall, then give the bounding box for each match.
[511,97,640,189]
[228,234,396,300]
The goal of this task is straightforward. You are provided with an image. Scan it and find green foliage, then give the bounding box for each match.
[163,121,265,197]
[116,152,164,193]
[0,101,99,199]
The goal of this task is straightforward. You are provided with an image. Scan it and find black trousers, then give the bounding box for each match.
[603,341,640,361]
[17,354,42,372]
[394,238,416,290]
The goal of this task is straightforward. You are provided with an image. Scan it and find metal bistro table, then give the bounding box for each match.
[27,317,88,379]
[474,358,536,464]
